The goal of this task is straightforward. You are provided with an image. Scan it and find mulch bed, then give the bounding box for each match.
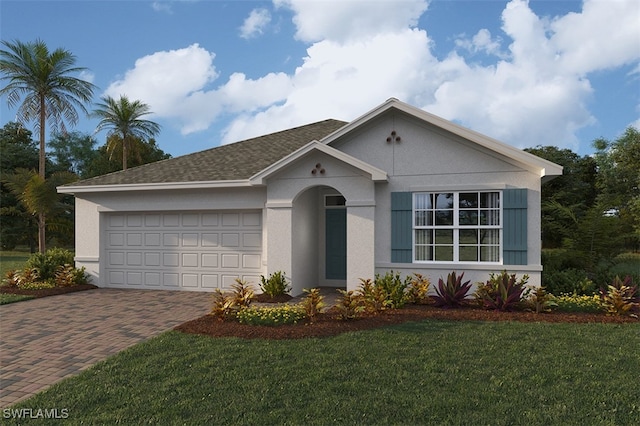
[3,285,636,339]
[0,284,98,298]
[175,304,639,340]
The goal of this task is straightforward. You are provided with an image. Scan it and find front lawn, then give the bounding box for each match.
[7,320,640,425]
[0,249,30,277]
[0,293,34,305]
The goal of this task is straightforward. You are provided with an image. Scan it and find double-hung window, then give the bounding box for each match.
[414,191,501,262]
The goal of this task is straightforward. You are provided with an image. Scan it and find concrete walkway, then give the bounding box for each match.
[0,289,212,407]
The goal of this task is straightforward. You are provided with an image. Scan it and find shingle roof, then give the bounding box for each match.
[65,119,347,187]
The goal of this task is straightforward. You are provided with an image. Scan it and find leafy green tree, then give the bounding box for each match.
[525,146,597,248]
[85,137,171,178]
[0,122,39,249]
[48,131,98,177]
[592,127,640,250]
[0,39,96,252]
[92,95,161,171]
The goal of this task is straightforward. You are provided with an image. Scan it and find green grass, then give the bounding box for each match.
[6,321,640,425]
[0,249,31,277]
[0,293,34,305]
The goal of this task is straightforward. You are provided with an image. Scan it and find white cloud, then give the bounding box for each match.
[274,0,429,43]
[104,44,218,123]
[104,44,292,136]
[78,70,95,84]
[107,0,639,153]
[455,29,506,58]
[221,28,437,143]
[550,0,640,75]
[223,0,638,150]
[151,1,173,14]
[239,8,272,39]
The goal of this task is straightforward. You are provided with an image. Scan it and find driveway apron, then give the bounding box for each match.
[0,289,212,407]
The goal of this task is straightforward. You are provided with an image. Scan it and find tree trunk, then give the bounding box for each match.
[38,212,46,254]
[123,135,128,170]
[39,95,46,253]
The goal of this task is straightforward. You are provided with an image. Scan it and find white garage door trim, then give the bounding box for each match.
[104,210,263,291]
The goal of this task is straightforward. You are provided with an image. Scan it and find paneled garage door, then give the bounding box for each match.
[104,211,263,291]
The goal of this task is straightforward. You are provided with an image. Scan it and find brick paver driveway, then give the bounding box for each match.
[0,289,211,407]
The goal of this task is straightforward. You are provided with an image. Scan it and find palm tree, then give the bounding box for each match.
[0,39,96,252]
[3,168,78,249]
[92,95,161,171]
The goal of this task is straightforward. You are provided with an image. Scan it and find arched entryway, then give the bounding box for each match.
[291,185,347,292]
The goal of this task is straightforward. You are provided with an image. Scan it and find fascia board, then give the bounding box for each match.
[321,97,563,179]
[57,179,251,194]
[249,141,388,185]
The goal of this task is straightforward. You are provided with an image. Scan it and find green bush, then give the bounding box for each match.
[357,278,387,313]
[594,254,640,288]
[259,271,291,297]
[523,286,557,313]
[542,268,595,295]
[301,288,325,322]
[25,248,75,280]
[336,289,365,320]
[236,305,306,326]
[405,273,431,304]
[374,270,410,309]
[552,294,602,313]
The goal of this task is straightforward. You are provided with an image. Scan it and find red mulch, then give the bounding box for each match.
[175,304,639,340]
[0,284,98,298]
[253,293,294,303]
[4,285,636,340]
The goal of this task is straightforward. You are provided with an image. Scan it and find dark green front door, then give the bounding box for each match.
[325,208,346,280]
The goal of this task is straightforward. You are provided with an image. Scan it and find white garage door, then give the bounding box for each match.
[104,211,263,291]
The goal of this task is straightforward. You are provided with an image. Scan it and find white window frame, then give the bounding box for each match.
[412,191,503,264]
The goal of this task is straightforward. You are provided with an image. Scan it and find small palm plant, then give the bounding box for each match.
[476,271,528,311]
[432,271,472,308]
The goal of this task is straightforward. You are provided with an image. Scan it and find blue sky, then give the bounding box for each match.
[1,0,638,158]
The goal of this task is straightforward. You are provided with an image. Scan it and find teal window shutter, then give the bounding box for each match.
[503,188,528,265]
[391,192,412,263]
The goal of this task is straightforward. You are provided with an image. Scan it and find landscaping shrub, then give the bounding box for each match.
[236,305,305,326]
[542,268,595,295]
[432,271,472,308]
[301,288,325,322]
[2,248,89,289]
[594,254,640,288]
[523,286,557,314]
[2,270,21,287]
[599,275,639,316]
[231,279,254,308]
[552,294,601,313]
[18,279,56,290]
[26,248,75,280]
[475,271,528,311]
[210,289,237,320]
[374,271,409,308]
[336,289,365,320]
[357,278,387,313]
[259,271,290,297]
[54,264,89,287]
[405,273,431,305]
